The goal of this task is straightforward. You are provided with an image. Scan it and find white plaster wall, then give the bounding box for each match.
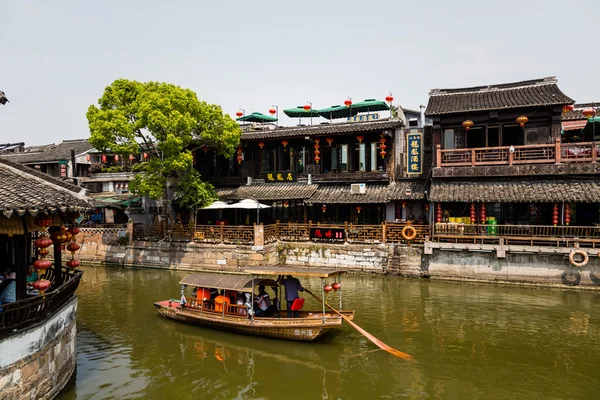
[0,297,77,368]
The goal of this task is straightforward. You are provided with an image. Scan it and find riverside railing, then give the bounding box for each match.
[0,267,82,337]
[436,139,599,168]
[433,223,600,247]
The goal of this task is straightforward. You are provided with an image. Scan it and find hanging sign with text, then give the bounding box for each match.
[406,132,423,175]
[310,227,345,242]
[265,171,297,183]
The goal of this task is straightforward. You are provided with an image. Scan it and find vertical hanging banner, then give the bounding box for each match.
[406,132,423,174]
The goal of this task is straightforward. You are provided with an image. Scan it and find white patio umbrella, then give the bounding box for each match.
[201,201,232,210]
[228,199,271,224]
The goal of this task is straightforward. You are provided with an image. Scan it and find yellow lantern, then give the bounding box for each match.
[516,115,529,128]
[462,120,474,131]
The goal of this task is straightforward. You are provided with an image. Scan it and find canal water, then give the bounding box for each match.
[57,266,600,400]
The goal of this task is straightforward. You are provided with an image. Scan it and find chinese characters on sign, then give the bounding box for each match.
[265,171,297,183]
[59,160,68,178]
[310,227,345,242]
[346,113,380,123]
[406,132,422,175]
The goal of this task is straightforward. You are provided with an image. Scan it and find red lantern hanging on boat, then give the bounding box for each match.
[269,108,276,116]
[236,146,243,164]
[33,279,51,295]
[356,135,364,143]
[101,155,107,163]
[462,120,474,131]
[479,203,486,225]
[322,204,327,213]
[323,283,333,293]
[436,204,443,223]
[385,94,394,104]
[344,99,352,107]
[356,206,362,214]
[552,203,559,226]
[236,110,244,118]
[564,203,571,226]
[326,138,334,146]
[303,104,311,112]
[281,140,289,149]
[332,282,341,291]
[314,139,320,164]
[470,203,477,224]
[258,142,265,149]
[516,115,529,128]
[582,107,596,119]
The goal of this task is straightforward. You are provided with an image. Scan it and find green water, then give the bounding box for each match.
[57,266,600,400]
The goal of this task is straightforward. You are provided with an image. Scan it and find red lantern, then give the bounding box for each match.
[462,120,474,131]
[258,142,265,149]
[322,204,327,213]
[436,204,443,223]
[552,203,559,226]
[479,203,486,224]
[68,226,80,236]
[281,140,289,148]
[582,108,596,119]
[38,248,49,257]
[344,99,352,107]
[35,216,53,230]
[563,104,575,114]
[380,148,387,159]
[323,284,333,293]
[236,110,243,117]
[303,104,311,111]
[66,259,80,269]
[34,259,52,270]
[326,138,334,146]
[114,155,119,162]
[516,115,529,128]
[101,155,107,163]
[201,145,209,154]
[86,154,91,161]
[236,146,243,164]
[67,242,80,252]
[314,139,320,164]
[269,108,276,116]
[385,95,394,103]
[143,152,148,160]
[564,203,571,226]
[34,237,53,249]
[332,282,341,291]
[356,206,362,214]
[33,279,51,294]
[356,135,364,143]
[129,154,135,161]
[470,203,476,224]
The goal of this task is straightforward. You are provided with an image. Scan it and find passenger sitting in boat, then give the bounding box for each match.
[236,293,246,315]
[209,288,218,301]
[271,286,280,316]
[254,285,273,317]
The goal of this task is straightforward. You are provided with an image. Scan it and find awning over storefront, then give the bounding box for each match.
[562,120,588,131]
[219,182,317,201]
[430,179,600,203]
[307,184,389,204]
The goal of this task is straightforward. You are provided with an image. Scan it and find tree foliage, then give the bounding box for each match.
[87,79,241,205]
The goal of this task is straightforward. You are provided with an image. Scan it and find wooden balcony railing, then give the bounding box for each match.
[0,267,82,337]
[436,139,599,168]
[433,223,600,247]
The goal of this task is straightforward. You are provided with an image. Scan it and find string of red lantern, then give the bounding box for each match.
[314,139,321,164]
[479,203,486,225]
[33,216,53,282]
[564,203,571,226]
[379,133,387,159]
[436,204,443,223]
[552,203,559,226]
[236,146,243,164]
[470,203,476,224]
[66,226,81,269]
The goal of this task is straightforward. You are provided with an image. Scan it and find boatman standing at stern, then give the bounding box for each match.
[281,275,304,318]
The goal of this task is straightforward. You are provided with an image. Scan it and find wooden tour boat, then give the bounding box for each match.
[154,267,354,341]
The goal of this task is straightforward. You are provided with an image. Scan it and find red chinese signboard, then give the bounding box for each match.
[310,227,345,242]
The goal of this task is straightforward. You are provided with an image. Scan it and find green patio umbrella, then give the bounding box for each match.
[236,112,278,123]
[581,116,600,141]
[283,106,322,119]
[350,99,390,113]
[317,104,359,120]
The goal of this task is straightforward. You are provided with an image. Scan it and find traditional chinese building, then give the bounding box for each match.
[194,102,431,226]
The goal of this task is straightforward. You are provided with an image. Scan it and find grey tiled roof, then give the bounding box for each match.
[387,180,427,200]
[0,158,92,215]
[307,184,391,204]
[426,77,574,116]
[0,139,93,164]
[430,178,600,203]
[240,119,403,140]
[218,182,317,201]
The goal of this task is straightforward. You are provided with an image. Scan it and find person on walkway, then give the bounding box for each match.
[253,285,272,317]
[281,275,304,318]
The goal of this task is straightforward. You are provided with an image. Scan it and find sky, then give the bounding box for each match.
[1,0,599,146]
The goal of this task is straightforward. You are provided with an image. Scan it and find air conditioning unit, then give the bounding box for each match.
[351,183,366,194]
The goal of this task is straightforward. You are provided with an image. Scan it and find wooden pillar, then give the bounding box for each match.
[554,138,561,164]
[14,234,27,301]
[436,144,442,167]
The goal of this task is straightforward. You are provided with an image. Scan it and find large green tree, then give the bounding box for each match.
[87,79,241,213]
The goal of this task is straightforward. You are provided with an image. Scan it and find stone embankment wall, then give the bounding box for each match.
[72,227,423,275]
[0,297,77,400]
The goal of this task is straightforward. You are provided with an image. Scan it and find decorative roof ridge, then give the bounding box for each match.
[429,77,558,96]
[0,157,88,199]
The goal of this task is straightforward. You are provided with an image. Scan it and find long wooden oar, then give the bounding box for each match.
[304,288,413,361]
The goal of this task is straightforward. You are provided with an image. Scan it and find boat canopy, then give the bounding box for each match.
[244,266,346,278]
[179,273,278,293]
